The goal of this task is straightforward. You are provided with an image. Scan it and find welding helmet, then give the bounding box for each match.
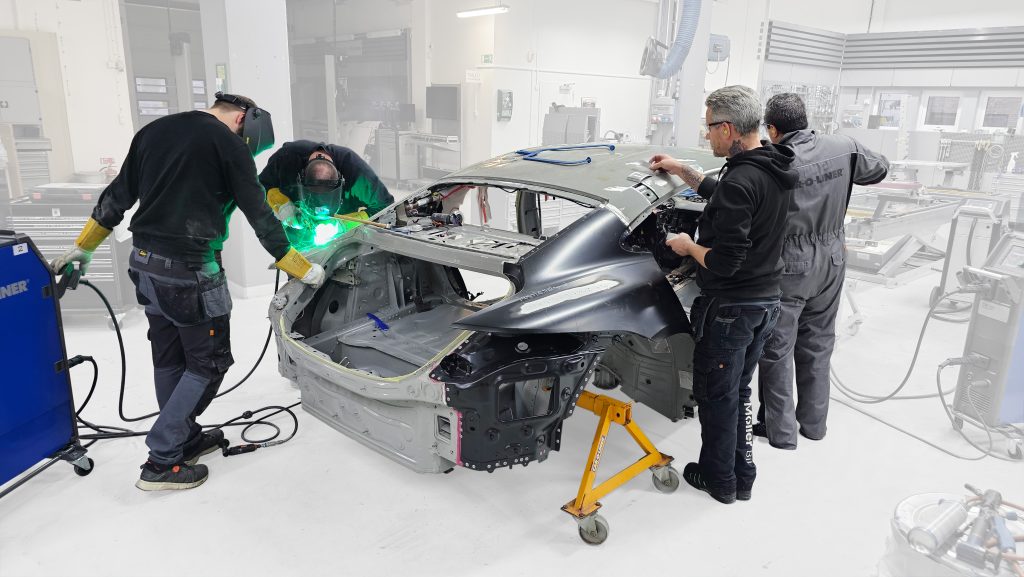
[297,152,345,219]
[214,92,275,156]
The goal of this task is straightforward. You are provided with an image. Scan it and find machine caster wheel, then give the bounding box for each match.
[73,457,94,477]
[953,417,964,431]
[652,466,680,493]
[577,514,609,546]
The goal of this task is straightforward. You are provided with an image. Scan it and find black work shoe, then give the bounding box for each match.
[682,463,736,504]
[752,422,768,438]
[737,485,753,501]
[136,461,209,491]
[183,429,226,466]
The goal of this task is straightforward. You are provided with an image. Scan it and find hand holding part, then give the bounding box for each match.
[649,154,683,174]
[51,246,93,276]
[665,231,696,256]
[275,200,302,229]
[650,155,704,189]
[51,217,111,276]
[300,263,326,289]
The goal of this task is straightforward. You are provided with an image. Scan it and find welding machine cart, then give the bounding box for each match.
[0,231,93,498]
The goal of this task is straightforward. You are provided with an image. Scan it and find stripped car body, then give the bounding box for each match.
[269,144,723,473]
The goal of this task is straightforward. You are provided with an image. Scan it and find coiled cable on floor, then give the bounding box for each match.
[829,286,1021,461]
[829,289,965,403]
[71,272,299,453]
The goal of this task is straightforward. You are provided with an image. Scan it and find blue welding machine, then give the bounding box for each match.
[0,231,92,495]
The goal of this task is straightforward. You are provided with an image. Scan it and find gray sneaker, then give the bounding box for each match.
[183,429,226,466]
[136,461,209,491]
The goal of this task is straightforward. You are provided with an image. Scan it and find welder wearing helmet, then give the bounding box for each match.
[50,92,325,492]
[260,141,394,237]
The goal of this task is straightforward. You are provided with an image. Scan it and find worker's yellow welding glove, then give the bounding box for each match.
[274,247,314,279]
[75,218,112,251]
[50,218,110,276]
[266,187,290,211]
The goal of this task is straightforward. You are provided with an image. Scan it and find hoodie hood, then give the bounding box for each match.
[724,143,799,190]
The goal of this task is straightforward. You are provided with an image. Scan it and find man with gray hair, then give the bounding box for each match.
[754,93,889,449]
[651,85,798,504]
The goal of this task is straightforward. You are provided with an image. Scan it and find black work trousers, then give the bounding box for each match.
[689,295,781,493]
[127,248,234,465]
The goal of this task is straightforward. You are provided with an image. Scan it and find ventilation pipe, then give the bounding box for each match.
[639,0,704,79]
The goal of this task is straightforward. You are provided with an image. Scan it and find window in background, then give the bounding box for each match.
[925,96,959,126]
[982,96,1022,129]
[878,93,904,128]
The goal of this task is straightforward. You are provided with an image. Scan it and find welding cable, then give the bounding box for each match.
[829,289,966,403]
[832,369,955,401]
[830,394,992,461]
[72,272,300,453]
[69,355,99,415]
[79,270,279,421]
[214,268,280,399]
[929,297,972,324]
[929,313,972,324]
[78,279,143,421]
[214,402,300,446]
[965,218,978,268]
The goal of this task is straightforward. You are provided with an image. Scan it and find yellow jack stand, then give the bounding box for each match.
[562,390,679,545]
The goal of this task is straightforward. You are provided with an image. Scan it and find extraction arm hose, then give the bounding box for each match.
[655,0,704,79]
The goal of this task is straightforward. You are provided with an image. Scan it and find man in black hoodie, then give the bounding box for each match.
[651,85,798,504]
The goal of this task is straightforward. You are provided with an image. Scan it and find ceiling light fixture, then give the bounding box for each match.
[456,4,510,18]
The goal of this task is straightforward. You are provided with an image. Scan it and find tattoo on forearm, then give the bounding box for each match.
[728,139,745,157]
[681,170,703,190]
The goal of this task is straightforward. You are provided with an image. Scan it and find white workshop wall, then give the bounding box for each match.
[0,0,134,176]
[486,0,657,156]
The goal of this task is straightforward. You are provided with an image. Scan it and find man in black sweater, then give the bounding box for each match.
[51,94,325,491]
[651,85,798,504]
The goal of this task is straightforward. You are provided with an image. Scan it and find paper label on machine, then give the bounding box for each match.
[13,243,27,256]
[978,300,1010,324]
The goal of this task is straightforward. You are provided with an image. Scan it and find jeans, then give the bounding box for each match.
[689,295,781,493]
[127,248,234,465]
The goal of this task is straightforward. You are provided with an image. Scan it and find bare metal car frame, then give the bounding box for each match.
[269,145,723,473]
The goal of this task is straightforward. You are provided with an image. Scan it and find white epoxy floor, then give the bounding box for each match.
[1,269,1020,577]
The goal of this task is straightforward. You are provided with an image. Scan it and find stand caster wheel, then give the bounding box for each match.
[652,466,680,493]
[73,457,94,477]
[577,514,609,545]
[953,417,964,431]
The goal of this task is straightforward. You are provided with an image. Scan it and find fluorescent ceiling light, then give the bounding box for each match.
[457,4,509,18]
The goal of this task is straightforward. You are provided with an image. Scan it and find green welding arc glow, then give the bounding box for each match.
[313,221,341,246]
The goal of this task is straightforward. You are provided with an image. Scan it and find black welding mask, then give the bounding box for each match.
[297,155,345,219]
[214,92,275,156]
